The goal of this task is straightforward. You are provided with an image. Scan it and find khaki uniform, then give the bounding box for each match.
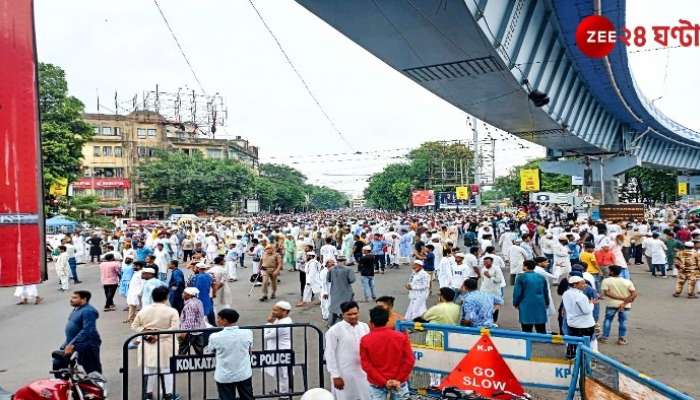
[674,250,699,296]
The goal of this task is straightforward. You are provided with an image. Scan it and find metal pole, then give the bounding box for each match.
[599,157,605,205]
[470,117,482,207]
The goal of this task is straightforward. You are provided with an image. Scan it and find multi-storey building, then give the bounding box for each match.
[77,111,259,218]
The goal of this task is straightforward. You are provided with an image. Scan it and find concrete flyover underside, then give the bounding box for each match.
[296,0,700,171]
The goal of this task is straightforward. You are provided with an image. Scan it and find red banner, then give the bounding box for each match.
[73,178,131,189]
[411,190,435,207]
[0,0,45,286]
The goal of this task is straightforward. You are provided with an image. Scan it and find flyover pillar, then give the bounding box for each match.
[539,155,641,204]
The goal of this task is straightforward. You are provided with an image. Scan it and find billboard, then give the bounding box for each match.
[438,192,468,209]
[0,0,46,286]
[411,190,435,207]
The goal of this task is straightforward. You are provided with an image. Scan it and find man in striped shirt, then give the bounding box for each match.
[178,287,206,355]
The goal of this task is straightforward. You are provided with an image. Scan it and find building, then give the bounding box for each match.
[351,197,366,209]
[76,111,259,218]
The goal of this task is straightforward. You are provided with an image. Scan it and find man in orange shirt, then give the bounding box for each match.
[375,296,403,329]
[594,241,615,280]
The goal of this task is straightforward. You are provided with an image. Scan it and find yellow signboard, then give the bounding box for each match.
[678,182,688,196]
[49,177,68,196]
[456,186,470,200]
[519,169,540,192]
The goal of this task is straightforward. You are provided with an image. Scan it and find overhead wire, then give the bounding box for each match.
[247,0,355,152]
[152,0,207,94]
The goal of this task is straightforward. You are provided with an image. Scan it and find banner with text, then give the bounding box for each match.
[519,169,540,192]
[411,190,435,207]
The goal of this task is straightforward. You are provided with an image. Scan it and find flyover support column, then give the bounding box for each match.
[539,154,641,205]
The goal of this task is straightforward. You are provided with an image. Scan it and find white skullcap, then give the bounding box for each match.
[568,276,584,284]
[414,260,424,266]
[306,251,316,256]
[196,262,209,269]
[142,267,156,274]
[184,287,199,296]
[275,301,292,311]
[455,253,466,258]
[301,388,334,400]
[362,245,371,251]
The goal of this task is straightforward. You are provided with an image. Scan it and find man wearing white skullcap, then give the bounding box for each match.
[263,301,293,395]
[404,259,429,320]
[301,388,333,400]
[300,252,323,306]
[140,267,166,308]
[179,287,206,355]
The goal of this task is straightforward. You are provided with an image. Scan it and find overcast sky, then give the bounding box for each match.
[34,0,700,196]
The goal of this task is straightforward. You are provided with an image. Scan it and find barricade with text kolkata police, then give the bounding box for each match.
[121,323,324,400]
[396,322,587,399]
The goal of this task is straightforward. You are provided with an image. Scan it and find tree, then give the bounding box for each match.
[137,151,254,213]
[306,185,348,210]
[491,159,573,204]
[39,63,94,194]
[260,163,307,186]
[364,141,474,210]
[364,164,413,210]
[64,194,113,229]
[624,166,677,204]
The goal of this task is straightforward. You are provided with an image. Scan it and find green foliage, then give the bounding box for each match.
[255,163,347,212]
[138,151,254,213]
[38,63,94,192]
[63,194,113,229]
[492,159,573,203]
[364,141,474,210]
[625,166,677,203]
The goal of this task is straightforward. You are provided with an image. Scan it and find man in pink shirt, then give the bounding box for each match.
[100,253,122,312]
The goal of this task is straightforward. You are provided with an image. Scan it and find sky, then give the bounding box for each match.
[34,0,700,197]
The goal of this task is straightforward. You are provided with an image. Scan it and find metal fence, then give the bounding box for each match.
[121,323,324,400]
[579,346,694,400]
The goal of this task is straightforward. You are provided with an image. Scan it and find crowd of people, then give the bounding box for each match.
[36,204,700,399]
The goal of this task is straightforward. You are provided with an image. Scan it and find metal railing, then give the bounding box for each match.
[121,323,324,400]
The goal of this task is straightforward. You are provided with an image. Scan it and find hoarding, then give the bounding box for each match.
[519,169,540,192]
[0,0,46,286]
[599,204,645,221]
[411,190,435,207]
[438,192,467,209]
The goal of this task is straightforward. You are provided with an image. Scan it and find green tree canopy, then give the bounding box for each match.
[364,141,474,210]
[39,63,94,193]
[489,159,573,203]
[624,166,677,204]
[137,151,254,213]
[255,163,347,212]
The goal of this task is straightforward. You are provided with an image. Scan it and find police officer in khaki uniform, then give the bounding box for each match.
[673,241,699,298]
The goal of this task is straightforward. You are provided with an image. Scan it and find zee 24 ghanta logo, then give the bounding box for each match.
[575,15,700,58]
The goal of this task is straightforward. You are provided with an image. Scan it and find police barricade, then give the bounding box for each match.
[121,323,324,400]
[395,322,587,399]
[578,346,693,400]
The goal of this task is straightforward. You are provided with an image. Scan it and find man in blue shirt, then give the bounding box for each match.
[207,308,254,400]
[459,278,503,328]
[57,290,102,375]
[192,263,215,325]
[370,233,387,274]
[167,260,185,314]
[134,240,152,263]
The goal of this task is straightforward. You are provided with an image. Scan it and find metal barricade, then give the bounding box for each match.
[121,323,324,400]
[395,321,588,399]
[579,346,693,400]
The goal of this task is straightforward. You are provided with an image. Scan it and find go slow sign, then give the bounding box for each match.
[170,350,295,373]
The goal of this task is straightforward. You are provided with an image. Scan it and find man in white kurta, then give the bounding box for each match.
[302,252,323,304]
[405,260,430,320]
[264,301,293,395]
[450,253,470,291]
[324,302,370,400]
[319,262,332,320]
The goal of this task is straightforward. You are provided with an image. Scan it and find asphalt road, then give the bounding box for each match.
[0,257,697,399]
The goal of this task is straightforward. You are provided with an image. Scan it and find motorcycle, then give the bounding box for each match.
[0,351,107,400]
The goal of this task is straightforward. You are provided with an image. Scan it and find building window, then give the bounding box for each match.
[207,148,223,159]
[93,126,100,134]
[101,127,113,136]
[149,148,159,157]
[147,128,157,138]
[114,146,122,157]
[93,146,100,157]
[95,188,124,199]
[137,128,147,139]
[137,146,147,157]
[102,146,112,156]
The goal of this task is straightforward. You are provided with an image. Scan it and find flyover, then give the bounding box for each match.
[295,0,700,201]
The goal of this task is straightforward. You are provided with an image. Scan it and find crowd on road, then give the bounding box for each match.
[26,203,700,399]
